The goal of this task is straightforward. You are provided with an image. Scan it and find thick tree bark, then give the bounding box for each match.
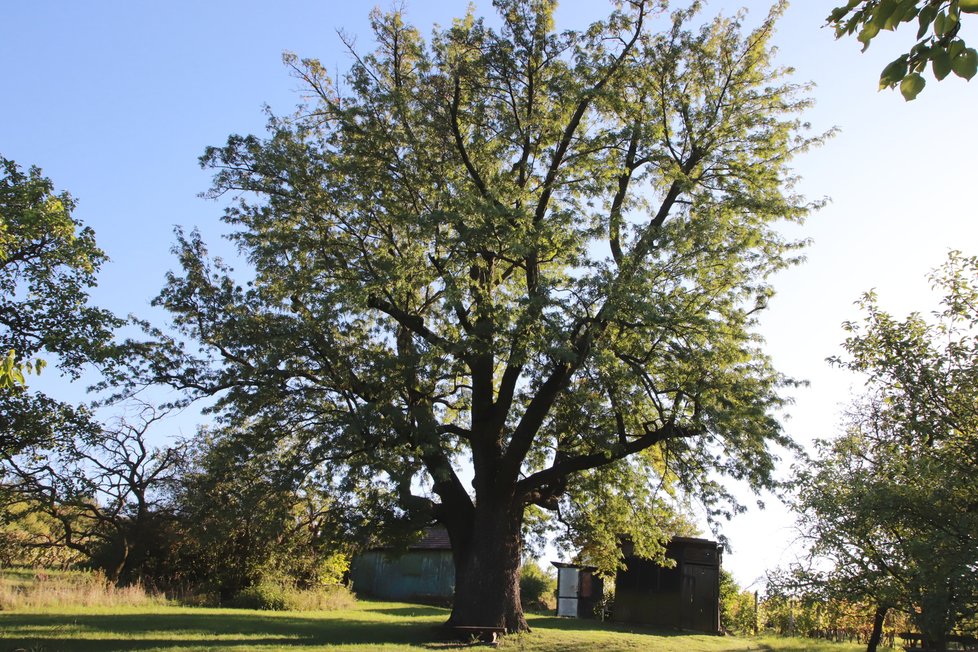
[445,502,528,633]
[866,605,887,652]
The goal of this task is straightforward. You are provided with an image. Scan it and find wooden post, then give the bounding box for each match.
[753,590,759,635]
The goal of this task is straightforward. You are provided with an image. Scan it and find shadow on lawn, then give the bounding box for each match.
[367,606,451,618]
[0,608,756,651]
[0,610,468,651]
[529,615,690,637]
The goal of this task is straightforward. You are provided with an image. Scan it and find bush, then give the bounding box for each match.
[520,561,556,612]
[231,581,289,610]
[229,580,356,611]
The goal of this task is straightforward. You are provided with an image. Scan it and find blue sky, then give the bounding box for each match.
[3,1,977,587]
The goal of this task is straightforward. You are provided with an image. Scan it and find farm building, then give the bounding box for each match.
[613,536,722,633]
[348,528,454,603]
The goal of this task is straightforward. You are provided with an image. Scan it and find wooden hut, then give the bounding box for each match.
[613,537,722,633]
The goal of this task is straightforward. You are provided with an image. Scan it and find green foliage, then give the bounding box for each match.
[828,0,978,99]
[720,570,758,635]
[519,561,557,612]
[0,349,45,389]
[123,0,823,622]
[230,581,289,611]
[0,156,119,455]
[0,499,86,568]
[784,251,978,648]
[171,426,359,598]
[229,580,356,612]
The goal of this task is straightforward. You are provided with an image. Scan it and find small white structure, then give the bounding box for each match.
[552,562,603,618]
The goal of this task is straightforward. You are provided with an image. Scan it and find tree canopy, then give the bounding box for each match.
[782,251,978,652]
[0,156,120,454]
[828,0,978,99]
[125,0,823,630]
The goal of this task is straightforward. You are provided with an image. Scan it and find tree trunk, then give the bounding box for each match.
[105,536,130,586]
[924,634,947,652]
[866,605,887,652]
[446,503,528,633]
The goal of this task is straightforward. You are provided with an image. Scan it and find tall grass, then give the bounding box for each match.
[0,567,163,609]
[0,567,358,613]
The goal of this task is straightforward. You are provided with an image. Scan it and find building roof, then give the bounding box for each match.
[551,561,598,571]
[668,536,722,549]
[368,527,453,552]
[409,527,452,550]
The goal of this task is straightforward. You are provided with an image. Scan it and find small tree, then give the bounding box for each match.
[720,570,760,635]
[786,251,978,652]
[0,406,182,585]
[519,561,556,612]
[125,0,823,630]
[170,426,359,599]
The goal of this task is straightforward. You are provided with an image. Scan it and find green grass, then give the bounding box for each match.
[0,600,867,652]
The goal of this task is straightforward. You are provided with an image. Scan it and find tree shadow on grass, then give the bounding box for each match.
[0,610,469,651]
[529,615,693,637]
[366,606,450,618]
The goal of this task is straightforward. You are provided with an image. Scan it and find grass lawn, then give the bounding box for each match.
[0,600,866,652]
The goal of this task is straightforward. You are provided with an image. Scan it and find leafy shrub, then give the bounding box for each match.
[231,581,289,610]
[520,561,556,612]
[283,583,356,611]
[230,580,356,611]
[720,570,758,635]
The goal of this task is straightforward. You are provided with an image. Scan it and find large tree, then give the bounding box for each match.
[129,0,821,631]
[784,251,978,652]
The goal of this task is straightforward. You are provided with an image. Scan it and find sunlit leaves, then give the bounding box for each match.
[900,71,927,98]
[0,349,45,389]
[829,0,978,99]
[0,157,119,454]
[952,46,978,77]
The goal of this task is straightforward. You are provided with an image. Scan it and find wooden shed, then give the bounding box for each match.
[613,537,722,633]
[349,528,454,603]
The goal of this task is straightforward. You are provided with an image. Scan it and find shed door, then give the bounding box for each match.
[681,564,718,632]
[556,567,580,617]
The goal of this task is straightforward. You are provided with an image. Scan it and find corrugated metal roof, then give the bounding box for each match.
[370,527,453,551]
[409,527,452,550]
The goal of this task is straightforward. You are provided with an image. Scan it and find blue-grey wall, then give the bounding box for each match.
[350,550,455,602]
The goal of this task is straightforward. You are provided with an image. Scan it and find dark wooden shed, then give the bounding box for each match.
[613,537,722,633]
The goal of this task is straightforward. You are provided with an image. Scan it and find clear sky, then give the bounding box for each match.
[2,1,977,588]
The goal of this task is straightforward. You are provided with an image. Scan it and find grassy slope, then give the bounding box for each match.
[0,600,866,652]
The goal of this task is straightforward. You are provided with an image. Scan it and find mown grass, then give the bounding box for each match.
[0,600,866,652]
[0,569,864,651]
